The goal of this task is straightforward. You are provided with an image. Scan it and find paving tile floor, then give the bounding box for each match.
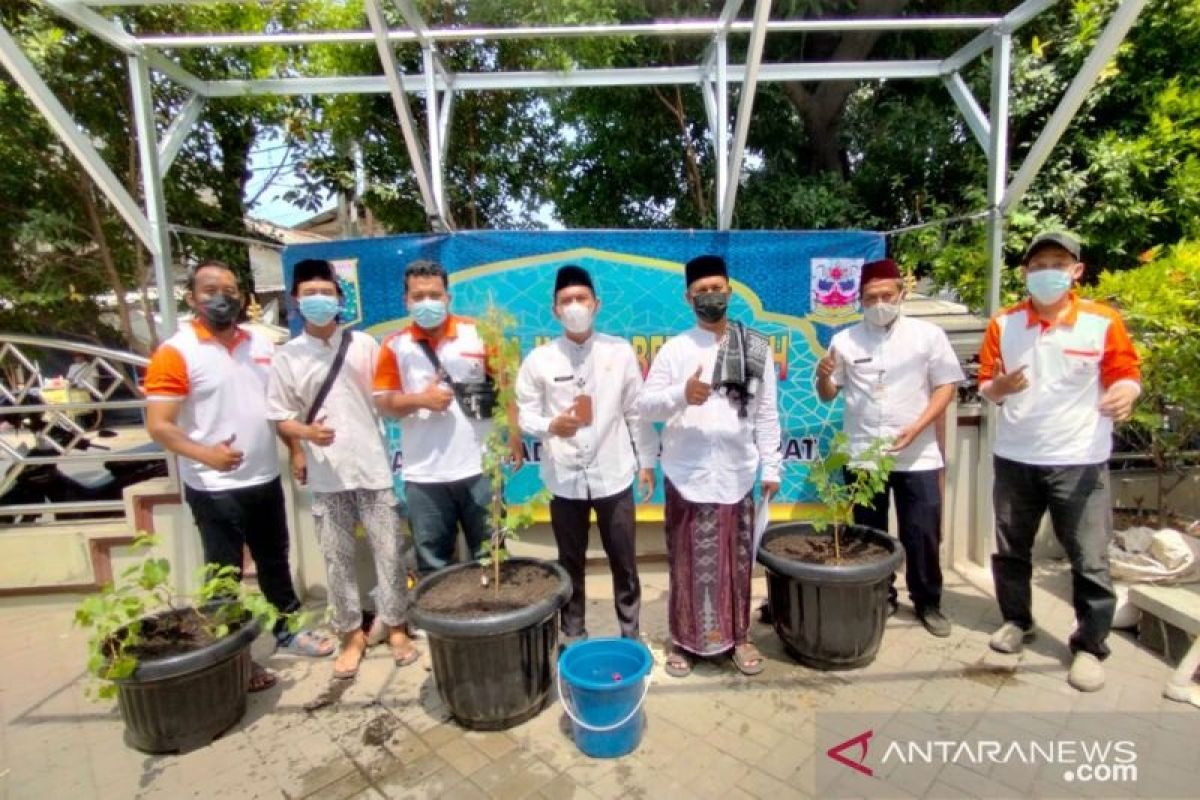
[1,563,1195,799]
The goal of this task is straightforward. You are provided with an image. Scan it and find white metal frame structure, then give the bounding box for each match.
[0,0,1147,334]
[0,0,1150,559]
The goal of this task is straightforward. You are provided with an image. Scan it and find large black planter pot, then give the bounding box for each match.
[757,523,904,670]
[115,613,260,753]
[409,558,571,731]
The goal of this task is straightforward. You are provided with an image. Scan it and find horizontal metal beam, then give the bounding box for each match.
[940,0,1055,74]
[134,17,1002,50]
[45,0,142,54]
[202,60,944,97]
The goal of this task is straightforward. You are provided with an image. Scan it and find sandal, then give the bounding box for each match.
[389,628,421,667]
[277,630,335,658]
[732,643,765,676]
[333,630,367,679]
[249,662,278,693]
[664,647,693,678]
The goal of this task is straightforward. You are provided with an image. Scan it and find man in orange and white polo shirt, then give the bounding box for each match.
[144,261,332,691]
[978,232,1141,693]
[373,259,522,575]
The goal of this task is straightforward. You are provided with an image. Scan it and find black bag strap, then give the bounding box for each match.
[304,329,353,424]
[415,338,452,386]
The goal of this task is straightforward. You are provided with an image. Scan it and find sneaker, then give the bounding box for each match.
[919,608,952,638]
[1068,652,1105,692]
[989,622,1035,654]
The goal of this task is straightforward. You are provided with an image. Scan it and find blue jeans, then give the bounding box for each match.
[404,473,493,575]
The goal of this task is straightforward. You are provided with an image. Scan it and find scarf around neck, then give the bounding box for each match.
[710,321,771,417]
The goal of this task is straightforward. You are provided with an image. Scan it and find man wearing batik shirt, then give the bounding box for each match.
[639,254,781,678]
[978,231,1141,693]
[516,264,657,645]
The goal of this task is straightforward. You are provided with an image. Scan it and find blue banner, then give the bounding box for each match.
[284,230,884,516]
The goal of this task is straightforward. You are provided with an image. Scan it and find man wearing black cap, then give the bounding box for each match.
[267,259,418,679]
[515,265,656,644]
[978,231,1141,692]
[639,254,780,677]
[815,258,964,637]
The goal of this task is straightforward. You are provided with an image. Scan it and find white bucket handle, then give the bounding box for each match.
[556,668,652,733]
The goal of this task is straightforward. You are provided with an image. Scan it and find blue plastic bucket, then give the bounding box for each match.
[557,637,652,758]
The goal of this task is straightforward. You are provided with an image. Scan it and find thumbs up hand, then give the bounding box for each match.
[208,433,244,472]
[685,365,712,406]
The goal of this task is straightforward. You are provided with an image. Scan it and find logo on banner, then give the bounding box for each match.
[810,258,863,323]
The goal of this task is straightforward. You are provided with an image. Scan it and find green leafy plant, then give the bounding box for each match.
[1091,240,1200,526]
[74,534,286,699]
[806,432,896,563]
[474,302,550,593]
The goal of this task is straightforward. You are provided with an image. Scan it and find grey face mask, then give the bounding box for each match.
[199,294,241,330]
[693,292,729,323]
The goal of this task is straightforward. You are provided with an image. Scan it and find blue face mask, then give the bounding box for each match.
[297,295,340,326]
[412,298,448,330]
[1026,269,1073,305]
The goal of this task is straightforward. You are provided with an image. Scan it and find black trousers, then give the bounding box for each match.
[850,468,944,614]
[549,484,641,639]
[992,456,1115,659]
[184,476,300,636]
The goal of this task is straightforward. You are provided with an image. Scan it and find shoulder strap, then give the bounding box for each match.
[304,330,353,424]
[415,338,451,384]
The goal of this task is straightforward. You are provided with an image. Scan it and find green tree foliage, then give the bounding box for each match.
[1091,241,1200,522]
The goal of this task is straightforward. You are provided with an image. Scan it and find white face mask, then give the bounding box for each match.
[864,302,901,327]
[559,301,593,335]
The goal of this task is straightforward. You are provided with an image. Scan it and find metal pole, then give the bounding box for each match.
[129,54,178,336]
[423,44,447,223]
[157,93,205,175]
[719,0,773,230]
[984,33,1011,320]
[715,35,729,222]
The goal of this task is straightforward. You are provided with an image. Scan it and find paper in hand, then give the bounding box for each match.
[752,495,771,555]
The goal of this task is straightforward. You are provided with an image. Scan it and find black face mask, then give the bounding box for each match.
[692,292,728,324]
[198,294,241,331]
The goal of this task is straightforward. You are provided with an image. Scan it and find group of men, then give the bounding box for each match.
[144,229,1139,694]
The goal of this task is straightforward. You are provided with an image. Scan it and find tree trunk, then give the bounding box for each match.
[78,173,140,353]
[654,86,708,221]
[780,0,910,177]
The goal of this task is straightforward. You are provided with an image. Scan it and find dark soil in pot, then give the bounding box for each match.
[415,562,564,616]
[763,529,891,566]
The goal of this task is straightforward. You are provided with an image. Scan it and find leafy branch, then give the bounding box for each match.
[806,432,895,563]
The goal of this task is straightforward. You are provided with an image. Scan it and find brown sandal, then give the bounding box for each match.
[732,643,765,676]
[664,647,693,678]
[249,662,278,693]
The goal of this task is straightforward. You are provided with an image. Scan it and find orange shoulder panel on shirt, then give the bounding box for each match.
[976,302,1027,383]
[143,343,189,397]
[373,333,405,392]
[1079,299,1142,388]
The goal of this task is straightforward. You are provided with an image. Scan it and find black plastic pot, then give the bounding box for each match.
[409,558,571,731]
[114,612,260,753]
[757,523,904,670]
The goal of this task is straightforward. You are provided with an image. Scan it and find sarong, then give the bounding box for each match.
[664,478,755,656]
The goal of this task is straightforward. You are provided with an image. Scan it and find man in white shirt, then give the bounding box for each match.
[816,258,964,637]
[978,231,1141,693]
[640,254,781,678]
[144,260,333,693]
[516,265,656,644]
[373,260,522,575]
[267,259,418,680]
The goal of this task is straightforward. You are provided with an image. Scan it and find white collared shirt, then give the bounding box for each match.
[143,321,279,491]
[830,315,964,471]
[516,331,657,500]
[372,315,490,483]
[266,328,394,494]
[638,326,781,504]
